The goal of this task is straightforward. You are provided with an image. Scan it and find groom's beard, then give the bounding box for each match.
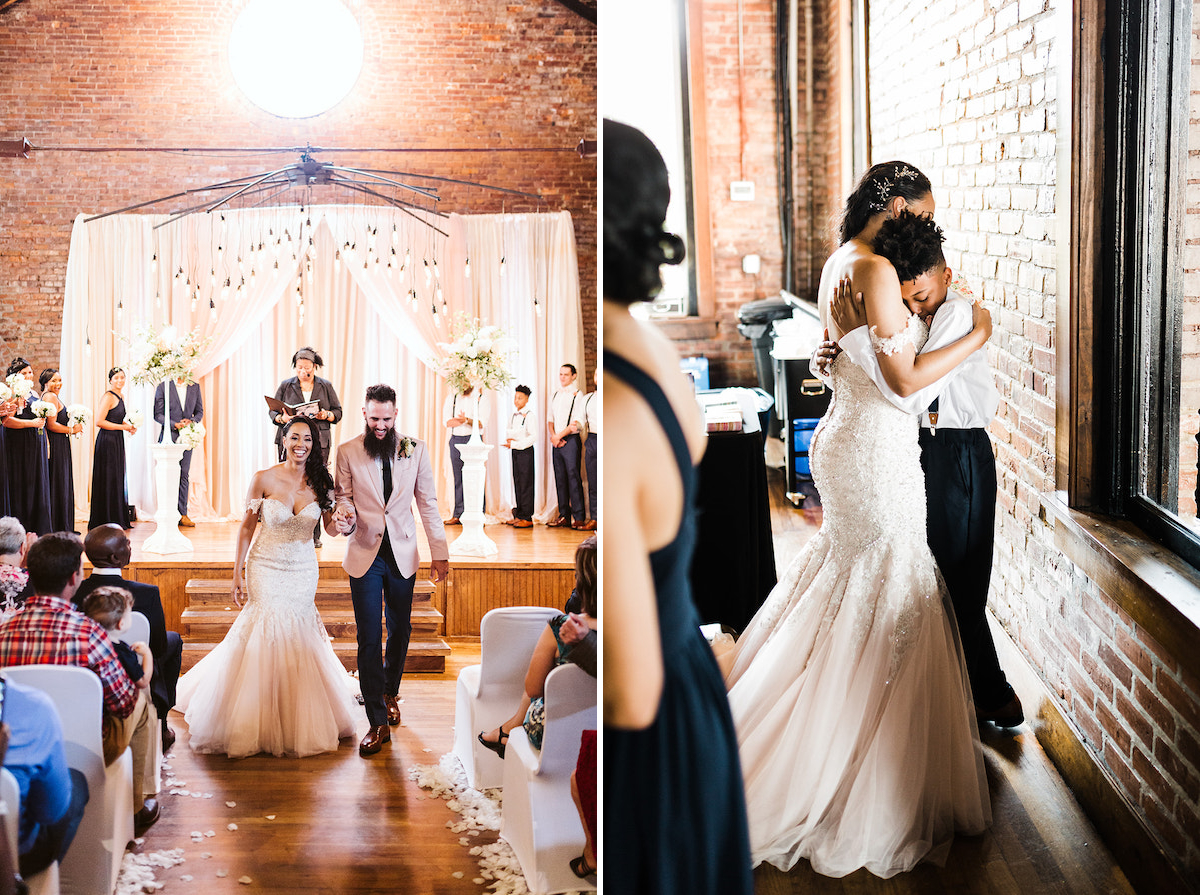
[363,424,398,461]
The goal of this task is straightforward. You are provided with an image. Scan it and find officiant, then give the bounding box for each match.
[270,347,342,546]
[153,375,204,527]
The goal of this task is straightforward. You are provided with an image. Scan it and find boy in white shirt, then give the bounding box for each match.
[504,385,536,528]
[820,210,1022,727]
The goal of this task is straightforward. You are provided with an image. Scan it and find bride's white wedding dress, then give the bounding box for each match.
[176,498,358,758]
[726,317,991,878]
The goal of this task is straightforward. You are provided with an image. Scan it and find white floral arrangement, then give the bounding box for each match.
[30,400,56,420]
[0,382,11,403]
[437,316,515,393]
[122,324,213,387]
[67,403,90,429]
[5,375,33,401]
[125,409,144,429]
[177,421,206,451]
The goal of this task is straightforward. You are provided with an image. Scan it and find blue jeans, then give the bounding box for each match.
[19,768,88,877]
[348,551,416,727]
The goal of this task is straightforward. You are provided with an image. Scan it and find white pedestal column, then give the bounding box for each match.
[141,440,193,555]
[450,394,497,557]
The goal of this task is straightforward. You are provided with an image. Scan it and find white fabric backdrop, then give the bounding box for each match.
[58,206,584,523]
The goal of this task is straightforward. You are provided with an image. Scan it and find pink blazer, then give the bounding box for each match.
[328,434,450,579]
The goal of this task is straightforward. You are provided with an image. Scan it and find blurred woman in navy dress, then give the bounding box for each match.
[3,358,52,535]
[88,366,137,529]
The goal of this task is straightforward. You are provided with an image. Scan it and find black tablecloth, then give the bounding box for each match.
[690,430,777,633]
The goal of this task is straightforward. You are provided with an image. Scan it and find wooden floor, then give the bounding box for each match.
[135,639,497,894]
[754,449,1136,894]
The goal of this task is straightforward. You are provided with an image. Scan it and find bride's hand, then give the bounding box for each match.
[231,576,245,607]
[971,299,993,341]
[830,276,867,334]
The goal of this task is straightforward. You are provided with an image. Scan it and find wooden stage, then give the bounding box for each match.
[100,518,589,669]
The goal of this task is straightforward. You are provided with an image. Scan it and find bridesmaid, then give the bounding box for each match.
[88,366,137,529]
[0,391,17,518]
[40,368,83,533]
[3,358,52,535]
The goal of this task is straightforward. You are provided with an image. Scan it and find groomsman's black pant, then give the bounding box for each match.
[919,427,1014,711]
[178,446,193,515]
[583,432,598,521]
[552,434,584,523]
[511,446,534,521]
[449,434,470,518]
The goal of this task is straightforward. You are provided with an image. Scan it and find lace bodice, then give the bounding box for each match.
[242,498,323,624]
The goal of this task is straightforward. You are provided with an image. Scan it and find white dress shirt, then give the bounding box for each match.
[443,392,476,436]
[506,407,537,450]
[582,392,600,437]
[550,385,582,432]
[838,291,999,429]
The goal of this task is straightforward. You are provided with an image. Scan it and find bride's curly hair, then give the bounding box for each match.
[603,119,686,304]
[282,416,334,512]
[838,161,932,245]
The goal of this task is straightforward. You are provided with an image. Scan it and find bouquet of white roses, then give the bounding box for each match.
[437,316,515,393]
[0,382,11,403]
[30,400,56,420]
[66,404,90,436]
[122,324,213,387]
[5,375,33,401]
[125,409,144,429]
[177,421,206,451]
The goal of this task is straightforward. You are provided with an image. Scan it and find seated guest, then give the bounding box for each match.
[0,518,34,617]
[478,536,598,756]
[73,524,182,751]
[0,532,160,834]
[2,677,89,879]
[81,587,153,697]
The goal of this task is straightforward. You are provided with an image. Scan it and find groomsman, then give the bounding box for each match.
[546,364,585,529]
[442,385,480,525]
[153,375,203,526]
[821,210,1023,728]
[504,385,536,528]
[581,373,599,531]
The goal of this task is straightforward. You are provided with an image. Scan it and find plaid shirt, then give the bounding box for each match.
[0,593,137,718]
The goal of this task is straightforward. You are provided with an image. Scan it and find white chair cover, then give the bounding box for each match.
[3,665,134,895]
[500,663,597,894]
[452,606,561,790]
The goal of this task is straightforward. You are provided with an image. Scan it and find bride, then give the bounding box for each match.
[176,415,358,758]
[725,161,992,878]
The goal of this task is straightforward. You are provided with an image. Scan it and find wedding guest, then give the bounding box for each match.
[504,385,536,528]
[0,532,160,835]
[581,372,599,531]
[0,517,34,615]
[3,359,52,536]
[39,369,82,534]
[2,678,90,880]
[604,120,754,894]
[88,367,136,530]
[81,586,153,696]
[153,375,204,527]
[546,364,585,529]
[270,347,341,546]
[442,384,481,525]
[477,536,598,756]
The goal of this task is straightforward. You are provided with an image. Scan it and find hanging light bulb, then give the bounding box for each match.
[250,267,257,282]
[307,237,316,259]
[155,292,162,309]
[436,285,443,302]
[392,223,399,246]
[85,336,92,357]
[116,300,123,320]
[273,259,279,270]
[464,257,471,278]
[209,269,217,290]
[403,248,410,270]
[175,266,183,281]
[500,255,507,277]
[334,250,342,272]
[432,258,440,279]
[534,295,543,318]
[424,259,432,286]
[222,277,231,301]
[150,253,158,273]
[210,297,217,318]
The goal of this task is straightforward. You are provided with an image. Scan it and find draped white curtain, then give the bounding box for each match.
[59,206,584,522]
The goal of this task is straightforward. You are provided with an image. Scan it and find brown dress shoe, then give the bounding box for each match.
[134,798,161,835]
[571,521,588,530]
[546,518,569,528]
[582,519,597,531]
[445,517,461,526]
[385,695,401,726]
[511,519,533,528]
[359,724,392,755]
[179,515,195,528]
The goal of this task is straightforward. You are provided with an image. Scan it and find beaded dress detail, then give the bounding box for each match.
[725,317,991,878]
[177,498,358,758]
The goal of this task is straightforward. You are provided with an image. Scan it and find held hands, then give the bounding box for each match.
[830,275,868,334]
[332,505,356,535]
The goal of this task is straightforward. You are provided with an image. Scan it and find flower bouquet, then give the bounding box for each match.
[30,400,56,420]
[66,404,90,435]
[437,316,516,393]
[122,324,213,388]
[0,382,11,403]
[177,421,206,451]
[5,375,33,401]
[125,409,144,429]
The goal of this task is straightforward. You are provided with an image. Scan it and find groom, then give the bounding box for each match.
[328,383,451,756]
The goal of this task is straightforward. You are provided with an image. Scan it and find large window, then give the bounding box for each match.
[1099,0,1200,563]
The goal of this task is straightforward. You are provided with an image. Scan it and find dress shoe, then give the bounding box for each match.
[161,724,176,752]
[546,518,570,528]
[178,515,195,528]
[977,693,1024,728]
[446,517,461,526]
[359,724,392,755]
[582,519,597,531]
[512,519,533,528]
[571,521,588,530]
[134,799,161,835]
[385,694,401,726]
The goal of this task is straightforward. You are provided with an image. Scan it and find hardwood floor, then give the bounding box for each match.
[133,639,500,894]
[754,453,1136,893]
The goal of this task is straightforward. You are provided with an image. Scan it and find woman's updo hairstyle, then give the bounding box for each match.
[603,119,686,304]
[6,358,30,379]
[38,368,58,391]
[838,161,932,245]
[107,366,123,382]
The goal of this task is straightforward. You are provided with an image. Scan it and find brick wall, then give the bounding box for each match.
[1179,0,1200,518]
[0,0,596,378]
[869,0,1200,876]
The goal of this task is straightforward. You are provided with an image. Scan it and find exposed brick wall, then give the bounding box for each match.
[1179,0,1200,518]
[0,0,596,379]
[869,0,1200,877]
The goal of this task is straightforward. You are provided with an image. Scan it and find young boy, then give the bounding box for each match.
[81,586,153,697]
[822,210,1022,727]
[504,385,537,528]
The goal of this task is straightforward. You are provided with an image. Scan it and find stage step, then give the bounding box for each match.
[181,577,449,674]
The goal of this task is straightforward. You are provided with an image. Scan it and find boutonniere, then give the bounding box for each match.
[398,436,416,459]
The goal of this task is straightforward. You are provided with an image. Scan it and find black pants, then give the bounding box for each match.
[449,434,471,518]
[349,549,416,728]
[177,446,193,515]
[584,432,598,520]
[552,435,584,523]
[512,446,534,521]
[919,427,1013,710]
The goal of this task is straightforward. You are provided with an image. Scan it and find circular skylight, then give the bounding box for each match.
[229,0,364,119]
